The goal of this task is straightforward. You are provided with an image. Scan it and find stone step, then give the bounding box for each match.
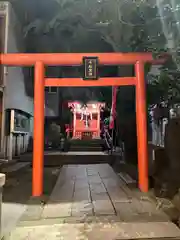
[70,140,103,146]
[20,152,114,167]
[118,172,137,187]
[70,146,102,152]
[43,152,113,166]
[8,221,180,239]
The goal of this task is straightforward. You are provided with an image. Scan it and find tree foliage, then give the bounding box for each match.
[7,0,180,103]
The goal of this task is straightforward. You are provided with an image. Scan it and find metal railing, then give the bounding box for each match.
[103,128,113,153]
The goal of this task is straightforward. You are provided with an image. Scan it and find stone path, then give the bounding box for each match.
[7,164,180,239]
[44,151,109,155]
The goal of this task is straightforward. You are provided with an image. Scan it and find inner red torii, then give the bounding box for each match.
[0,52,165,197]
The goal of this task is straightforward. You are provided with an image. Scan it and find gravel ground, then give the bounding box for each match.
[3,166,61,203]
[112,160,180,226]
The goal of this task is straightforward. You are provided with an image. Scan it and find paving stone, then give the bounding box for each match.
[72,188,93,217]
[91,192,115,215]
[20,197,46,221]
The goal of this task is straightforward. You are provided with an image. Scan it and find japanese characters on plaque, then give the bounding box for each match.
[83,57,98,80]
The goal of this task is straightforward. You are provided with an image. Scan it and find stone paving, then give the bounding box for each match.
[6,164,180,239]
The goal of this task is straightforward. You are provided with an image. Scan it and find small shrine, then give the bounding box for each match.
[68,101,105,139]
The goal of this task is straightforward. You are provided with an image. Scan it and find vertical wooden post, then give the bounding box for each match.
[32,61,45,197]
[8,109,15,161]
[97,108,100,138]
[135,61,148,192]
[73,110,76,139]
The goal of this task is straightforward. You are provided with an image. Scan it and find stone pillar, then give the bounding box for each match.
[0,173,5,237]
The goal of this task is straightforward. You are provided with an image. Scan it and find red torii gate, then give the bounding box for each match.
[0,52,165,197]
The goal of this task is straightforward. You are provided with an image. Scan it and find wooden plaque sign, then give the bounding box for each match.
[83,57,98,80]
